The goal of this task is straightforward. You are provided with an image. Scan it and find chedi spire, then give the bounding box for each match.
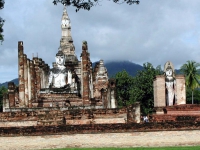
[59,6,75,56]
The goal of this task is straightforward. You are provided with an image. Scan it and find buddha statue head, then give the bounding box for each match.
[55,50,65,66]
[164,61,175,78]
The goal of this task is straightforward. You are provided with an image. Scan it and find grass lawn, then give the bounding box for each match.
[46,146,200,150]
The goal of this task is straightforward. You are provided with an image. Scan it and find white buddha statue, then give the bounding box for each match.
[164,61,176,106]
[48,50,68,88]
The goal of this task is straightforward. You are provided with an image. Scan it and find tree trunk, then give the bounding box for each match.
[192,90,194,104]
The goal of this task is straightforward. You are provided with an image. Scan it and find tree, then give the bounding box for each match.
[115,70,134,107]
[53,0,139,11]
[186,88,200,104]
[130,63,162,115]
[114,63,162,115]
[0,0,4,43]
[0,86,7,112]
[180,60,200,104]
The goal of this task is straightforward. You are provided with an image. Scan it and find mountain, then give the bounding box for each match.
[0,78,18,88]
[104,61,143,77]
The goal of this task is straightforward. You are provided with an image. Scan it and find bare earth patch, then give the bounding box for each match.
[1,130,200,150]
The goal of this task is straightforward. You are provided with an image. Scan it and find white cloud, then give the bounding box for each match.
[1,0,200,82]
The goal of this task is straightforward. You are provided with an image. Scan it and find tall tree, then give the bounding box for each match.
[186,88,200,104]
[53,0,139,11]
[115,70,134,107]
[0,0,4,43]
[130,63,162,115]
[181,60,200,104]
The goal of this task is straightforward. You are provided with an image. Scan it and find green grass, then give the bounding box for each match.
[45,146,200,150]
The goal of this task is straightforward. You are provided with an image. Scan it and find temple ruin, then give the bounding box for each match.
[0,7,140,127]
[3,7,117,111]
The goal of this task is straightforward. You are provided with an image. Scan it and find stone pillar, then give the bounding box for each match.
[153,75,166,107]
[3,93,9,112]
[18,41,25,107]
[134,102,140,123]
[176,75,186,105]
[103,89,108,108]
[40,61,44,88]
[33,57,40,101]
[108,79,116,109]
[89,68,94,98]
[30,60,36,102]
[8,82,15,107]
[81,42,90,105]
[27,59,32,107]
[110,89,116,108]
[45,64,50,88]
[24,54,28,107]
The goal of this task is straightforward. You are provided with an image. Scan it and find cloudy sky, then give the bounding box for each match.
[1,0,200,83]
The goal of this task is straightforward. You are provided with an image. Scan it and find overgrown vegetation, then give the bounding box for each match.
[0,0,4,43]
[53,0,139,12]
[115,60,200,115]
[180,61,200,104]
[115,62,162,115]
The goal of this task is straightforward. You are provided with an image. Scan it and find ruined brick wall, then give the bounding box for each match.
[64,108,127,125]
[1,121,200,136]
[152,104,200,122]
[81,42,91,105]
[175,75,186,105]
[0,107,131,127]
[4,41,50,111]
[153,75,166,108]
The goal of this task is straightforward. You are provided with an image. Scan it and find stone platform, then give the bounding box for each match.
[152,104,200,122]
[0,107,129,127]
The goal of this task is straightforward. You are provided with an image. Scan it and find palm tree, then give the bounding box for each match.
[181,61,200,104]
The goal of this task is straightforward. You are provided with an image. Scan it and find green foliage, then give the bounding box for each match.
[0,0,4,43]
[186,88,200,104]
[115,70,134,107]
[180,60,200,104]
[53,0,139,12]
[131,62,162,115]
[0,86,7,112]
[114,63,162,115]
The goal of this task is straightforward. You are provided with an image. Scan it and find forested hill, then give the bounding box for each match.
[104,61,143,77]
[0,78,19,88]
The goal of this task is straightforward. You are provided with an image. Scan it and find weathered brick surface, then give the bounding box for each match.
[153,75,165,108]
[152,104,200,122]
[1,122,200,136]
[0,107,128,127]
[176,75,186,105]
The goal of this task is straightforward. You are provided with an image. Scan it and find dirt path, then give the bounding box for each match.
[1,130,200,150]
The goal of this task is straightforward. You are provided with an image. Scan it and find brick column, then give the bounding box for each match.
[27,59,32,107]
[153,75,166,107]
[30,60,36,102]
[8,82,15,107]
[33,57,40,101]
[18,41,25,107]
[24,54,28,107]
[81,42,90,105]
[3,93,9,112]
[175,75,186,105]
